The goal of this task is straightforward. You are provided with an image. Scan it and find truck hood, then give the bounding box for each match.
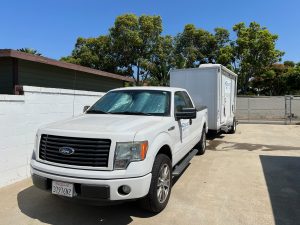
[40,114,164,136]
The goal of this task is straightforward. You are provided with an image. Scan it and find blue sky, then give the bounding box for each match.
[1,0,299,62]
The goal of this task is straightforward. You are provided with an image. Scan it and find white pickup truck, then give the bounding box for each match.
[31,87,208,212]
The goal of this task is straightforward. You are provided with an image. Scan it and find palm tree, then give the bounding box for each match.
[17,48,42,56]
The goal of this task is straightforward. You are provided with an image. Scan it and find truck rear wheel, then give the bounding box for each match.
[140,154,172,213]
[196,128,206,155]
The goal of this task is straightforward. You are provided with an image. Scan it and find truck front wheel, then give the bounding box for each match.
[140,154,172,213]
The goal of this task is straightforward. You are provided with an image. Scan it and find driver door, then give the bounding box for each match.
[173,91,193,160]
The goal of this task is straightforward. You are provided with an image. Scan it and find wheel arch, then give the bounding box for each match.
[202,120,208,133]
[149,131,173,164]
[156,144,172,162]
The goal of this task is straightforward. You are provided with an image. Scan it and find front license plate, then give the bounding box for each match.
[52,180,74,198]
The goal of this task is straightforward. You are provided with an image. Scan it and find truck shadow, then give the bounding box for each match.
[17,165,191,225]
[206,132,225,141]
[17,186,155,225]
[260,155,300,225]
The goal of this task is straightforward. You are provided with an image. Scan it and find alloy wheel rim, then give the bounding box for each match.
[157,164,170,203]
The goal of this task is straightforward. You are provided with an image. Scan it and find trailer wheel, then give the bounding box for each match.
[229,118,237,134]
[196,128,206,155]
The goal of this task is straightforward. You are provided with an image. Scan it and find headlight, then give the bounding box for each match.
[114,141,148,170]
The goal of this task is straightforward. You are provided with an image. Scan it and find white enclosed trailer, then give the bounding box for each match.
[170,64,238,134]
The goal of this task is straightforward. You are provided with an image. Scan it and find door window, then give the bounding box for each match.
[174,91,194,112]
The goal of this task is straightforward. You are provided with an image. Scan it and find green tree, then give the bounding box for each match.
[60,36,119,74]
[270,64,289,95]
[251,63,300,96]
[285,65,300,94]
[216,45,235,69]
[109,14,163,85]
[143,35,175,86]
[283,60,295,67]
[251,65,287,96]
[61,15,288,93]
[175,25,234,69]
[232,22,284,93]
[175,24,217,68]
[214,28,234,68]
[17,48,42,56]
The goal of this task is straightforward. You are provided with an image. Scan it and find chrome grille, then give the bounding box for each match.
[39,134,111,167]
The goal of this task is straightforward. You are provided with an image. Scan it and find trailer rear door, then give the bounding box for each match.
[220,72,233,124]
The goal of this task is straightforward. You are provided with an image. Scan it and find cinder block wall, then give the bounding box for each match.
[236,96,300,122]
[0,86,104,187]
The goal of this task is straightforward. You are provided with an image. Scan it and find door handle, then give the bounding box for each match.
[168,126,175,131]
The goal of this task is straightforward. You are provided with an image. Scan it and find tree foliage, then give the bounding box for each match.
[17,48,42,56]
[144,35,175,86]
[283,60,295,67]
[62,14,163,84]
[174,24,216,68]
[61,14,298,95]
[61,36,119,74]
[250,63,300,95]
[232,22,284,93]
[109,14,163,84]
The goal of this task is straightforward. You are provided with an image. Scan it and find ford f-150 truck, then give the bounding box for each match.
[31,87,208,212]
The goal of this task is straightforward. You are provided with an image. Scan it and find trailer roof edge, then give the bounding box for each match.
[171,64,238,77]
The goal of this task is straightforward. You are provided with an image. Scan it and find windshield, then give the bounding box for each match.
[87,90,171,116]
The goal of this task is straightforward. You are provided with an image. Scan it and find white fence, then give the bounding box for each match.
[236,96,300,123]
[0,86,104,187]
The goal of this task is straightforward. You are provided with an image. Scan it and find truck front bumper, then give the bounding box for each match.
[30,166,152,201]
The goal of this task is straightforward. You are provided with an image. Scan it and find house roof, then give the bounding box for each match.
[0,49,134,82]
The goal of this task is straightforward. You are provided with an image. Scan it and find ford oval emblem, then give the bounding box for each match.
[59,147,75,155]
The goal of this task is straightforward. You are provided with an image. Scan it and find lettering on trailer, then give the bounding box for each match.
[224,80,231,94]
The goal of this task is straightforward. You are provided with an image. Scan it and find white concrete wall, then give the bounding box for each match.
[0,86,104,187]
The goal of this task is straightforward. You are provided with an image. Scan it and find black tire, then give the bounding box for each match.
[140,154,172,213]
[229,118,237,134]
[196,127,206,155]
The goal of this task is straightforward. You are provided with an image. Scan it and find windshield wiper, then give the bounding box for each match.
[111,111,152,116]
[86,109,109,114]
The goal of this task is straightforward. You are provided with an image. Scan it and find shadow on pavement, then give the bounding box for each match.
[17,186,155,225]
[260,155,300,225]
[172,163,190,186]
[206,132,225,140]
[17,166,190,225]
[207,140,300,151]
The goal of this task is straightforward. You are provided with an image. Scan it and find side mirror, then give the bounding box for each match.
[175,107,197,121]
[83,105,90,113]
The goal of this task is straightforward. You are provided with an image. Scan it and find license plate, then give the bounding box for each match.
[52,180,74,198]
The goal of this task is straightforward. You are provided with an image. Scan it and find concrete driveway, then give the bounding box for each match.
[0,124,300,225]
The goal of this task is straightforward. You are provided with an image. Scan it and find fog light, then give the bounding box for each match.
[118,185,131,195]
